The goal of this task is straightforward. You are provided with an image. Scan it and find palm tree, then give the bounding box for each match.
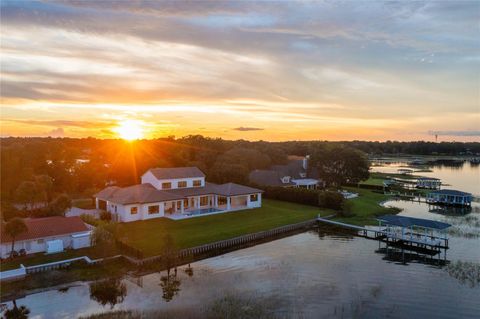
[4,218,28,256]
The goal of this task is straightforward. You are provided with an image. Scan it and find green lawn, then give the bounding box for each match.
[334,187,401,226]
[117,199,331,257]
[360,175,385,186]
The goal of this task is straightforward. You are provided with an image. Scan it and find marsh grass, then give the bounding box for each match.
[445,261,480,288]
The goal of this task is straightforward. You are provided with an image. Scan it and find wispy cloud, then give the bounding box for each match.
[233,127,264,132]
[429,130,480,137]
[0,0,478,141]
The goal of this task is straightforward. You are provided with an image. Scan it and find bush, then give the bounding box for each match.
[318,191,344,210]
[100,210,112,221]
[81,213,99,226]
[339,200,355,217]
[263,186,319,206]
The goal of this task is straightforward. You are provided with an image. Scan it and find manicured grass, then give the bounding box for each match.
[360,172,422,187]
[360,175,385,186]
[117,199,332,257]
[333,187,401,226]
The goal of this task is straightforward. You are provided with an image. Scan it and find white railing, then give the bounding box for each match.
[0,255,122,281]
[0,264,26,281]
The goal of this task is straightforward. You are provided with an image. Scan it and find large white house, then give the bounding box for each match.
[95,167,263,221]
[0,216,92,259]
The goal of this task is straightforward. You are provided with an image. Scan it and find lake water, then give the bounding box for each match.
[371,160,480,196]
[2,163,479,318]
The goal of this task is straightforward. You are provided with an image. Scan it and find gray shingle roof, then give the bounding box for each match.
[429,189,472,196]
[96,182,263,205]
[377,215,451,230]
[163,182,220,197]
[249,170,295,187]
[97,184,183,205]
[146,167,205,180]
[214,183,264,196]
[95,186,121,200]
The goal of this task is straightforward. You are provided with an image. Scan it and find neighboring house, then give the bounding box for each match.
[0,216,91,259]
[249,155,323,189]
[95,167,263,221]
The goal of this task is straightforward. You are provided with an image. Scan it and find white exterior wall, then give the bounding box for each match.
[141,171,205,190]
[247,193,262,208]
[0,232,91,259]
[72,234,91,249]
[117,202,166,222]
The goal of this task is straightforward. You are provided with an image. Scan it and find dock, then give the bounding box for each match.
[316,215,450,261]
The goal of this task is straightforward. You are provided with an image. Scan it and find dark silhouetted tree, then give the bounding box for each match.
[89,277,127,309]
[4,218,28,256]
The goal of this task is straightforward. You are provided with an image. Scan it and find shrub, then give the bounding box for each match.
[263,186,319,206]
[318,191,344,210]
[339,200,355,217]
[81,213,99,226]
[100,210,112,221]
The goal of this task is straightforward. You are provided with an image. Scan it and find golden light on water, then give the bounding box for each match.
[114,120,144,141]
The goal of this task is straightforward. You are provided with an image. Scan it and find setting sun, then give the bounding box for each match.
[114,120,144,140]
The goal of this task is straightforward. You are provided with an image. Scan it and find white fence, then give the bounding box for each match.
[0,255,122,282]
[0,265,27,281]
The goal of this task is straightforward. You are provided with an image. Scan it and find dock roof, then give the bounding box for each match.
[377,215,451,230]
[429,189,471,196]
[416,177,440,181]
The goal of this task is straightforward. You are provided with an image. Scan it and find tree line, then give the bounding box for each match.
[1,136,477,220]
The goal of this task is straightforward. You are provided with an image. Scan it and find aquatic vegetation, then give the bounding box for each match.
[445,261,480,288]
[79,294,280,319]
[447,227,480,239]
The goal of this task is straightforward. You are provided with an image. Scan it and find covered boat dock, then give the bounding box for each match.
[317,214,451,262]
[427,189,472,207]
[376,215,450,250]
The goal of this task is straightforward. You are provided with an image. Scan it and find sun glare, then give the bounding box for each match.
[115,120,144,141]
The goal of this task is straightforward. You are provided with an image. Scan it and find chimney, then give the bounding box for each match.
[303,155,309,170]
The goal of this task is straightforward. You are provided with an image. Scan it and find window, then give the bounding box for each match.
[193,180,202,187]
[165,202,174,214]
[218,196,227,205]
[131,207,138,215]
[178,181,187,188]
[148,205,159,214]
[183,198,189,208]
[114,205,117,213]
[162,182,172,189]
[37,239,44,244]
[200,196,209,206]
[177,201,182,210]
[250,194,258,202]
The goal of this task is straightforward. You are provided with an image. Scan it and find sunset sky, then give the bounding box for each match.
[1,1,479,141]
